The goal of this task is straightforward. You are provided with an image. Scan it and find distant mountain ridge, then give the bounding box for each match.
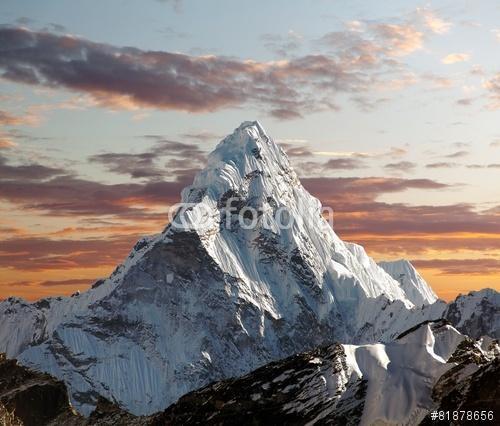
[0,121,498,417]
[378,258,438,306]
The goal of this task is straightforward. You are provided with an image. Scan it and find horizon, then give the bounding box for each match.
[1,0,499,301]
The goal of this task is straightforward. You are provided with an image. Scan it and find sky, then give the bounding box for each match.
[0,0,499,301]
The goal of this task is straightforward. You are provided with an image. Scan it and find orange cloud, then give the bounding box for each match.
[419,9,452,34]
[441,53,470,64]
[375,24,423,56]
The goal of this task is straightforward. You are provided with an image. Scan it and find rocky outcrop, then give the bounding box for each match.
[0,353,80,426]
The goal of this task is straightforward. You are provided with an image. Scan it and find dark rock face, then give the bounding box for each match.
[421,358,500,425]
[156,344,364,426]
[0,354,153,425]
[0,353,80,426]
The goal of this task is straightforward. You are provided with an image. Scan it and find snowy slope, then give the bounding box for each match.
[3,321,497,425]
[378,259,438,306]
[159,320,499,425]
[0,121,498,416]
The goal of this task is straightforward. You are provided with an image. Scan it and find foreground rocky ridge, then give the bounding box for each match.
[1,321,498,425]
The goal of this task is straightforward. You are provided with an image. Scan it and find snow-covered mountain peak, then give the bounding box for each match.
[7,121,498,416]
[174,120,301,236]
[181,120,290,204]
[379,258,438,306]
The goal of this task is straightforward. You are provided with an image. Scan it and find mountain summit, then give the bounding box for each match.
[0,121,497,415]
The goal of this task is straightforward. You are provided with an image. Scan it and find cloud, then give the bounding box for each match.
[466,163,500,169]
[89,138,206,180]
[0,26,405,120]
[281,144,314,158]
[0,137,16,149]
[387,147,408,158]
[384,161,417,172]
[0,175,189,217]
[484,73,500,110]
[456,97,474,106]
[412,258,500,275]
[323,158,366,170]
[302,177,448,206]
[0,154,191,218]
[300,178,500,246]
[312,151,371,158]
[374,23,423,56]
[270,108,304,120]
[0,236,136,271]
[422,73,454,88]
[352,235,500,257]
[0,110,24,126]
[419,9,452,34]
[88,152,165,179]
[351,96,390,112]
[0,154,67,180]
[441,53,470,64]
[38,278,96,287]
[42,23,67,33]
[180,130,221,142]
[445,150,469,159]
[261,30,303,57]
[0,109,38,126]
[426,162,459,169]
[319,20,422,62]
[492,29,500,43]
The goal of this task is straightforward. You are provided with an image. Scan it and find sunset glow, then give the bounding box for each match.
[1,0,499,301]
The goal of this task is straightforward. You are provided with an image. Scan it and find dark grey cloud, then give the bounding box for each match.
[0,236,137,271]
[88,138,206,180]
[0,153,192,218]
[466,163,500,169]
[426,162,459,169]
[412,258,500,275]
[323,157,366,170]
[88,152,164,179]
[0,154,67,180]
[0,26,413,120]
[180,131,221,142]
[280,144,314,158]
[445,150,469,159]
[39,278,96,287]
[384,161,417,172]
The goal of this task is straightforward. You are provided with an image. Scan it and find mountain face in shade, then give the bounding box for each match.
[0,121,498,417]
[378,259,438,306]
